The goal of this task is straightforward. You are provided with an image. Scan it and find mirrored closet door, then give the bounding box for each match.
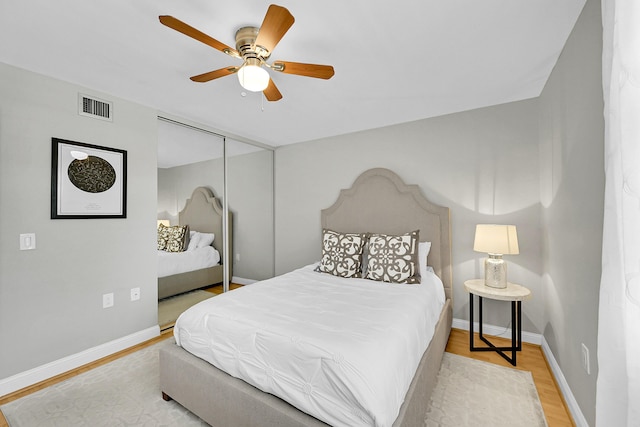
[156,118,226,329]
[156,119,275,330]
[226,138,275,284]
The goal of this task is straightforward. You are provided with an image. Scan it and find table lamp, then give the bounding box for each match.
[473,224,519,288]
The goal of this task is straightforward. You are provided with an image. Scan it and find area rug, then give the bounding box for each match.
[1,340,206,426]
[158,290,214,330]
[1,346,547,427]
[426,353,548,426]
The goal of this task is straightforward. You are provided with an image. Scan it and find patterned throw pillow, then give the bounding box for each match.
[365,230,420,284]
[157,223,169,251]
[157,224,190,252]
[315,229,368,278]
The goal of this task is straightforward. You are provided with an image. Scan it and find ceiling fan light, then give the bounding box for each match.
[237,64,269,92]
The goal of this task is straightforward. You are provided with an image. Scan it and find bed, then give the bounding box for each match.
[157,186,232,300]
[159,168,453,426]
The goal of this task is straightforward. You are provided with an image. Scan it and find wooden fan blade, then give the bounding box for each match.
[272,61,335,79]
[159,15,240,58]
[190,67,239,83]
[263,78,283,101]
[255,5,295,53]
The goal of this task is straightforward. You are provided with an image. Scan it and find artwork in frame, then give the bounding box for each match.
[51,138,127,219]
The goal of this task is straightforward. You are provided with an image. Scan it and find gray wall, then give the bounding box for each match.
[0,63,158,379]
[275,99,543,331]
[539,0,603,424]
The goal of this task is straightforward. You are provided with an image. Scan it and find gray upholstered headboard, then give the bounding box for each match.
[321,168,452,301]
[178,186,230,263]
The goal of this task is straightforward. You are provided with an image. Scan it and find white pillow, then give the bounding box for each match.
[186,232,200,251]
[196,232,215,248]
[418,241,432,281]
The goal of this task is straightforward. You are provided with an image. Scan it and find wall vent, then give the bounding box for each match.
[78,93,113,121]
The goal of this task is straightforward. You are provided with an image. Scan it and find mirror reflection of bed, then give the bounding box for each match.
[157,186,233,330]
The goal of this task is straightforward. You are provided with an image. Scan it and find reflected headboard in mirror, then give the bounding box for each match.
[158,186,232,299]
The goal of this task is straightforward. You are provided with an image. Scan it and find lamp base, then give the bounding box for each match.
[484,255,507,288]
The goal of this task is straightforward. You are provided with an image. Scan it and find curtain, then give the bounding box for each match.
[597,0,640,425]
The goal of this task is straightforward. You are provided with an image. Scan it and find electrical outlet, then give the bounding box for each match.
[236,253,240,262]
[581,343,590,375]
[130,287,140,301]
[103,293,114,309]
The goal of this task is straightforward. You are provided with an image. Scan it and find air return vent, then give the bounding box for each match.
[78,93,112,121]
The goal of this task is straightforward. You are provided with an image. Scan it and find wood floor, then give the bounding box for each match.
[0,326,574,427]
[205,282,244,294]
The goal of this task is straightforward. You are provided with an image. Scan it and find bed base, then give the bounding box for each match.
[157,265,223,300]
[159,299,452,427]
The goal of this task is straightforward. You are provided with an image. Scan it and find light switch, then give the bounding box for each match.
[20,233,36,250]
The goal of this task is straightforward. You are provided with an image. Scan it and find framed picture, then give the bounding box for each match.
[51,138,127,219]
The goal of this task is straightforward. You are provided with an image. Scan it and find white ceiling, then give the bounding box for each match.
[1,0,585,159]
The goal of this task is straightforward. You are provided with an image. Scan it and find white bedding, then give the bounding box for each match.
[157,246,220,278]
[174,263,445,427]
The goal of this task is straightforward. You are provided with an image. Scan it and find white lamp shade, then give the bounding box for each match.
[237,64,270,92]
[473,224,519,255]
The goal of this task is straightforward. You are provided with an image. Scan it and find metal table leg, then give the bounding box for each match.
[469,293,521,366]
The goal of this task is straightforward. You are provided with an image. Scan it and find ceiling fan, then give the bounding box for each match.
[159,4,335,102]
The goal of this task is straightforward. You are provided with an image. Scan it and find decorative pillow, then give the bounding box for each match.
[157,223,169,251]
[315,229,368,278]
[157,224,190,252]
[365,230,420,284]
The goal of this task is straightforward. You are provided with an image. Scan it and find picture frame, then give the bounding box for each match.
[51,138,127,219]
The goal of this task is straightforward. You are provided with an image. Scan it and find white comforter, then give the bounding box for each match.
[157,246,220,278]
[174,264,445,427]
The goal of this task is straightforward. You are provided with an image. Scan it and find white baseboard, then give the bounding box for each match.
[452,317,587,426]
[541,338,589,427]
[452,317,542,345]
[231,276,258,285]
[0,325,160,398]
